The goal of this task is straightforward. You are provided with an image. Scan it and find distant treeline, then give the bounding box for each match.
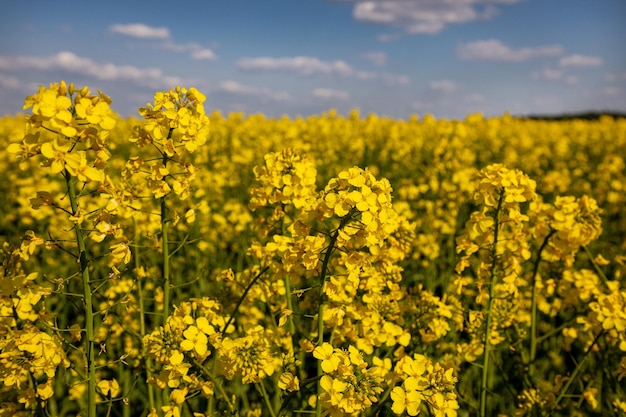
[519,110,626,121]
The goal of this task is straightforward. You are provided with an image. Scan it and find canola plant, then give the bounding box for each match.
[0,81,625,417]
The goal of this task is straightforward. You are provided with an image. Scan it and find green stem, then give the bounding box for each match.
[258,381,277,417]
[315,218,348,417]
[551,331,603,413]
[133,219,157,411]
[583,245,609,289]
[480,190,504,417]
[193,359,236,414]
[284,275,297,337]
[159,133,174,410]
[66,171,97,417]
[159,193,171,408]
[221,266,270,334]
[207,354,218,416]
[161,128,174,327]
[161,192,170,325]
[529,229,556,378]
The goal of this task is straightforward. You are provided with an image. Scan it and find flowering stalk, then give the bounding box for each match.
[160,128,174,325]
[66,170,97,417]
[314,220,346,417]
[529,229,555,378]
[161,191,171,325]
[479,189,504,417]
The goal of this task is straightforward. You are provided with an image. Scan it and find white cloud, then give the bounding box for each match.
[430,79,457,94]
[0,51,185,89]
[312,88,350,100]
[110,23,217,60]
[190,49,217,60]
[217,80,290,102]
[458,39,563,62]
[344,0,522,36]
[0,73,21,89]
[161,40,217,60]
[606,72,626,82]
[380,73,410,86]
[411,101,427,111]
[531,68,564,80]
[465,93,486,103]
[559,54,603,68]
[362,51,387,66]
[237,56,354,76]
[236,55,409,85]
[109,23,170,39]
[604,87,621,97]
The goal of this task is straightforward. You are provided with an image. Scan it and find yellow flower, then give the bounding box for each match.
[313,343,341,373]
[180,325,208,356]
[64,150,104,182]
[170,387,188,405]
[109,241,132,264]
[40,138,71,173]
[36,380,54,400]
[390,383,422,416]
[583,388,598,409]
[278,372,300,392]
[320,375,347,406]
[97,379,120,398]
[75,98,116,130]
[162,405,181,417]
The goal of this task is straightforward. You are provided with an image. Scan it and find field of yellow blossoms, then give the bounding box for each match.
[1,81,625,417]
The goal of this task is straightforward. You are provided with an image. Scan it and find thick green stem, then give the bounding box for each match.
[159,142,174,408]
[67,172,97,417]
[315,219,347,417]
[159,193,171,409]
[161,194,170,325]
[133,219,157,411]
[160,129,174,326]
[479,191,504,417]
[529,230,555,378]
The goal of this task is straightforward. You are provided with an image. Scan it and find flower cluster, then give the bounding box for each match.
[315,166,398,250]
[456,163,536,276]
[0,242,69,413]
[249,147,318,215]
[135,86,209,153]
[9,80,116,181]
[530,195,603,265]
[219,325,282,383]
[143,298,225,407]
[312,343,385,414]
[125,86,209,201]
[390,353,459,417]
[454,163,537,328]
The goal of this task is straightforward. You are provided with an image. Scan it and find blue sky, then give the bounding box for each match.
[1,0,625,119]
